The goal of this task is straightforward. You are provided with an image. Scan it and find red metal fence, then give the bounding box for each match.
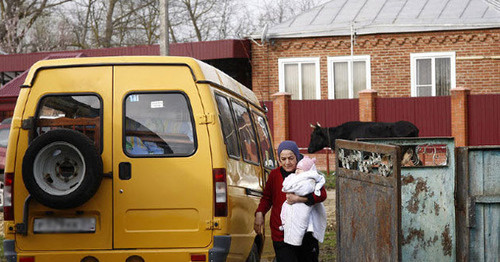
[264,94,500,151]
[288,99,359,148]
[287,97,452,148]
[376,96,451,137]
[468,94,500,146]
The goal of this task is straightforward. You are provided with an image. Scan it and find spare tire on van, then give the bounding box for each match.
[22,129,103,209]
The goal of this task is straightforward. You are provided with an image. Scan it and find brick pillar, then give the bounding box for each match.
[271,92,292,146]
[359,89,377,122]
[451,87,470,147]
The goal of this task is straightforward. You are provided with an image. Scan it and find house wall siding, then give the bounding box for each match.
[251,29,500,101]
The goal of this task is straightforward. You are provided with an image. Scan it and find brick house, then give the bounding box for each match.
[251,0,499,102]
[250,0,500,151]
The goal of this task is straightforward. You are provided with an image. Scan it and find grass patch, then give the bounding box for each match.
[318,171,336,262]
[319,224,337,261]
[320,171,336,190]
[0,235,5,262]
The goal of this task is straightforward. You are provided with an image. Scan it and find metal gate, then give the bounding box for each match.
[335,140,402,261]
[457,147,500,261]
[359,137,456,261]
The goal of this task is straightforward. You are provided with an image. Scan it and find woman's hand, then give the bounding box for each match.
[286,193,307,205]
[254,212,264,235]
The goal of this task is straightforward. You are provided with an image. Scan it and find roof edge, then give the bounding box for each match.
[254,25,500,40]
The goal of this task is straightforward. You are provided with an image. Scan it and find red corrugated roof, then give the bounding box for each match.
[0,46,158,72]
[0,70,28,97]
[0,39,251,98]
[0,40,250,72]
[170,40,250,60]
[0,53,84,98]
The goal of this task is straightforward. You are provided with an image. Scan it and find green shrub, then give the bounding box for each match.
[319,171,336,190]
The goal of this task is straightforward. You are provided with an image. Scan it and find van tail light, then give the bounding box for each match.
[19,257,35,262]
[190,254,206,261]
[213,168,227,217]
[3,172,14,220]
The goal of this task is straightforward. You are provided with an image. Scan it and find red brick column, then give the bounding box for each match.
[451,87,470,147]
[271,92,291,146]
[359,89,377,122]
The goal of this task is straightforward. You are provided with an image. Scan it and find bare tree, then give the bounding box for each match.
[177,0,216,41]
[66,0,156,49]
[136,1,160,45]
[166,0,191,43]
[0,0,329,53]
[216,0,239,40]
[26,13,74,52]
[78,0,96,49]
[0,0,72,53]
[66,0,99,49]
[102,0,118,47]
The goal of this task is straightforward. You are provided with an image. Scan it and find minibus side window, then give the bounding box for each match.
[231,101,259,164]
[35,94,102,150]
[252,112,276,169]
[215,94,240,158]
[124,93,195,157]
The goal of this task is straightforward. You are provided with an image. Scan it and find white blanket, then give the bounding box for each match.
[281,170,327,246]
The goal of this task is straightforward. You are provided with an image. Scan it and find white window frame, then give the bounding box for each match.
[327,55,371,99]
[278,57,321,100]
[410,52,456,97]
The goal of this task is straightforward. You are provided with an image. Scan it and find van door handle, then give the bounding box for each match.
[119,162,131,180]
[102,172,113,179]
[245,188,263,197]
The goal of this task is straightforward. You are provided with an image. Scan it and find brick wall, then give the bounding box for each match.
[252,29,500,101]
[358,90,377,122]
[301,151,336,174]
[451,88,470,147]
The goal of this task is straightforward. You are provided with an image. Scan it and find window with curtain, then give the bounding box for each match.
[327,56,371,99]
[279,58,320,100]
[411,52,455,97]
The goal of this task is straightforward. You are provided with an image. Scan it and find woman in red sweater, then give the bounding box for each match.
[254,140,327,262]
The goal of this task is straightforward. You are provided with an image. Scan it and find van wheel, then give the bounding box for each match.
[246,242,260,262]
[22,129,102,209]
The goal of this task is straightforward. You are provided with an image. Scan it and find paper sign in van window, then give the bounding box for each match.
[129,95,140,102]
[151,101,164,108]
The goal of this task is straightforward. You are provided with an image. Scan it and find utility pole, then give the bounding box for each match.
[350,22,355,98]
[160,0,170,56]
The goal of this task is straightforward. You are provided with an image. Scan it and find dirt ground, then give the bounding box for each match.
[319,189,337,261]
[324,189,336,224]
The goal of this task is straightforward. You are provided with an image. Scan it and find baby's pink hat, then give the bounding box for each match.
[297,156,316,171]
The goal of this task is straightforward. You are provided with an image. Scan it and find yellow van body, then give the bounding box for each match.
[3,57,276,261]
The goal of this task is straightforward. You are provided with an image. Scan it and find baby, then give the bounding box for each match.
[280,156,327,246]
